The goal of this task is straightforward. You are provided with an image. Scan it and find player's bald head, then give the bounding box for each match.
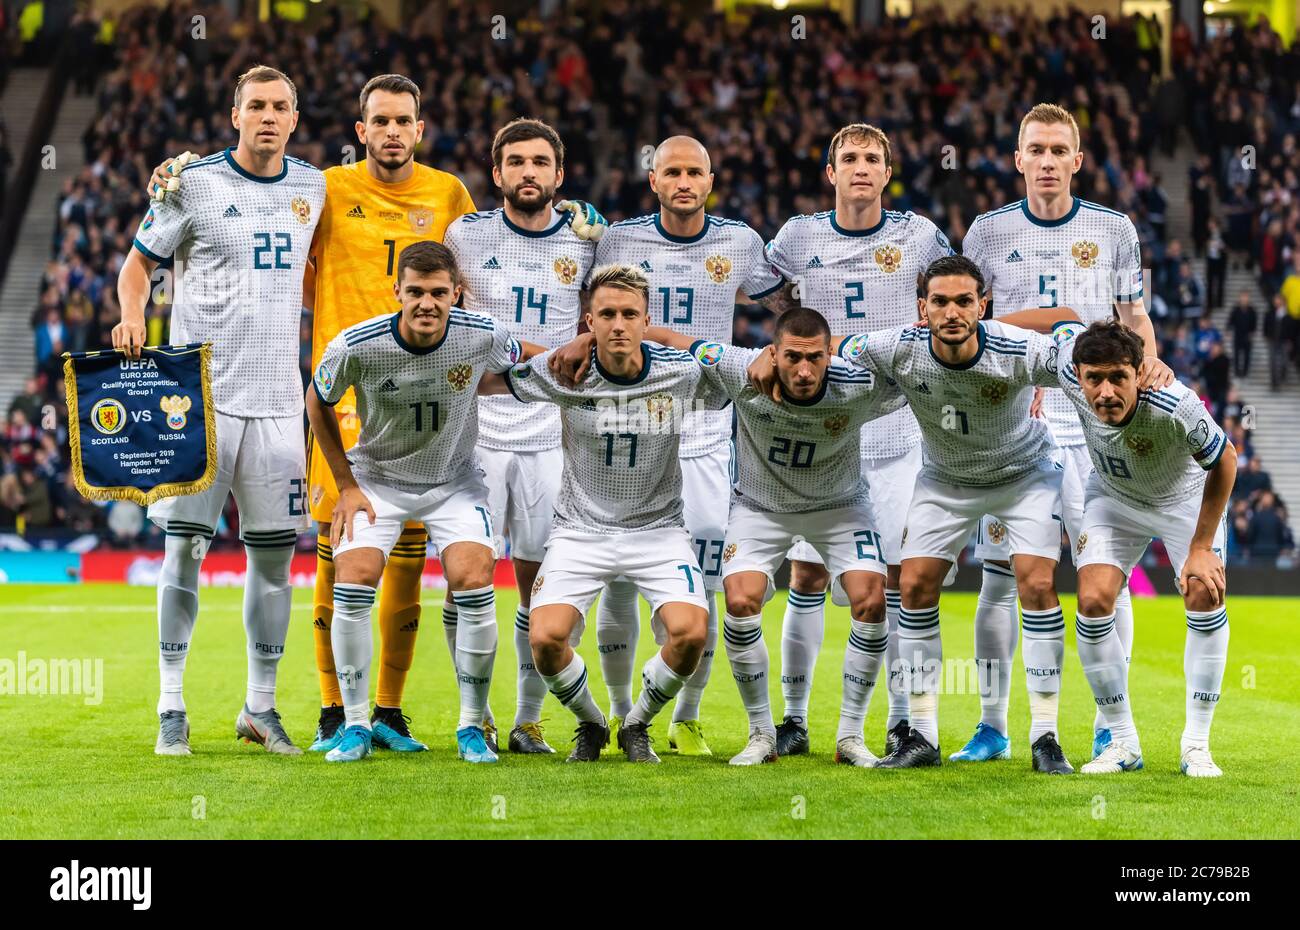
[653,136,711,174]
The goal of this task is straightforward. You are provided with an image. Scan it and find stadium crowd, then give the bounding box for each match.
[5,1,1294,565]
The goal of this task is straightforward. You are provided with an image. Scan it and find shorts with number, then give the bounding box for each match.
[479,445,562,563]
[1074,474,1227,580]
[786,445,919,567]
[531,526,709,625]
[332,470,496,560]
[682,444,733,592]
[974,445,1087,563]
[903,460,1064,565]
[726,502,887,606]
[148,411,307,539]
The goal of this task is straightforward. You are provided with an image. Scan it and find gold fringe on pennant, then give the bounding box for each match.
[63,344,218,506]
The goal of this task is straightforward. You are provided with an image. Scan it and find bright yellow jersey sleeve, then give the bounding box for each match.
[311,160,475,366]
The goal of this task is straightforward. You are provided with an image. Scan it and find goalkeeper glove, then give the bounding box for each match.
[556,200,607,241]
[150,151,199,203]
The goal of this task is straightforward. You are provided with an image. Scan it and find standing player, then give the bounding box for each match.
[444,118,598,754]
[306,241,544,763]
[959,103,1159,764]
[585,136,787,755]
[115,65,326,755]
[763,123,954,757]
[487,264,730,762]
[1050,321,1235,777]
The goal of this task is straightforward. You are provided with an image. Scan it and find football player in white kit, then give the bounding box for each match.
[764,123,954,757]
[486,264,731,763]
[306,241,545,764]
[1050,321,1236,778]
[577,136,788,756]
[114,66,326,756]
[444,118,599,755]
[959,104,1166,765]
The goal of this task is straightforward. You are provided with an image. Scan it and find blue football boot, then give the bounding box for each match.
[370,706,428,752]
[307,705,346,753]
[1091,727,1112,760]
[948,722,1011,761]
[325,725,373,763]
[456,725,499,763]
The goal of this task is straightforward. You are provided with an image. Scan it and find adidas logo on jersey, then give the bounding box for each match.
[483,257,502,270]
[1006,249,1024,262]
[347,204,366,219]
[916,382,932,394]
[806,256,823,269]
[223,204,241,218]
[378,377,399,393]
[638,260,654,273]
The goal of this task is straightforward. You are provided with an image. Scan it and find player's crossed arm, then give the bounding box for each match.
[476,338,549,395]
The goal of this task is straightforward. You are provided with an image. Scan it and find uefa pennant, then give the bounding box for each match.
[62,343,216,505]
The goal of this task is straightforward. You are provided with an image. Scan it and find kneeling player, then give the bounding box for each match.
[484,264,729,763]
[306,242,542,763]
[1053,321,1236,777]
[673,309,906,766]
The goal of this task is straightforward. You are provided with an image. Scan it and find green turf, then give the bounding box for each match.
[1,583,1296,838]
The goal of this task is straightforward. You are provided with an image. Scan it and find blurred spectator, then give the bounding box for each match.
[1226,291,1257,377]
[1244,491,1293,564]
[1266,291,1298,388]
[1204,217,1226,310]
[1234,456,1272,501]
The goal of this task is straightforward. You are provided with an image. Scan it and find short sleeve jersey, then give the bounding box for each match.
[445,207,597,452]
[133,148,326,418]
[840,320,1061,487]
[593,214,783,458]
[691,341,905,513]
[313,310,521,491]
[766,209,954,461]
[1054,325,1227,508]
[505,342,731,534]
[963,197,1144,446]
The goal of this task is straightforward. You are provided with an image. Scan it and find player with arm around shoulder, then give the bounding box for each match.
[1053,320,1237,777]
[305,242,543,764]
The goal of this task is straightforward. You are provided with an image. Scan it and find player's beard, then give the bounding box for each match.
[659,192,704,222]
[504,182,556,218]
[935,319,977,346]
[368,141,414,172]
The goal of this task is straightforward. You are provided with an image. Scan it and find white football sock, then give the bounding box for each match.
[975,564,1018,736]
[157,534,202,715]
[1183,607,1229,750]
[1095,584,1136,730]
[453,586,497,729]
[1075,611,1137,745]
[541,652,605,725]
[1021,605,1064,742]
[898,605,942,747]
[513,605,546,726]
[626,651,689,727]
[723,612,773,734]
[242,543,294,714]
[780,587,825,721]
[596,581,640,717]
[331,583,375,729]
[883,588,909,727]
[673,596,717,723]
[837,619,887,741]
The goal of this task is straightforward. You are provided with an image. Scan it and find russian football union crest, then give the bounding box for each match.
[408,207,434,233]
[554,256,579,285]
[874,244,903,273]
[646,393,674,425]
[1125,434,1154,457]
[1076,532,1089,556]
[90,398,126,435]
[159,394,191,430]
[704,255,733,284]
[980,381,1009,405]
[447,364,473,391]
[986,520,1007,545]
[722,543,737,563]
[1071,240,1099,268]
[823,413,849,437]
[291,196,312,225]
[531,575,545,597]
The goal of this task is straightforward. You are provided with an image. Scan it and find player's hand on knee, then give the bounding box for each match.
[1137,355,1175,390]
[747,345,781,402]
[148,151,198,202]
[1180,546,1226,607]
[111,318,146,360]
[549,332,596,386]
[331,487,375,548]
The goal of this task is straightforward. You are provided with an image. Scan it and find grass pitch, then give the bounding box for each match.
[1,583,1296,839]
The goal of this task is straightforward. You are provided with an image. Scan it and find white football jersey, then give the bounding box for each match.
[133,148,326,418]
[313,310,521,491]
[1054,325,1226,508]
[692,341,905,513]
[505,342,731,534]
[840,320,1060,487]
[766,209,953,460]
[446,207,597,453]
[963,197,1144,446]
[593,213,783,458]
